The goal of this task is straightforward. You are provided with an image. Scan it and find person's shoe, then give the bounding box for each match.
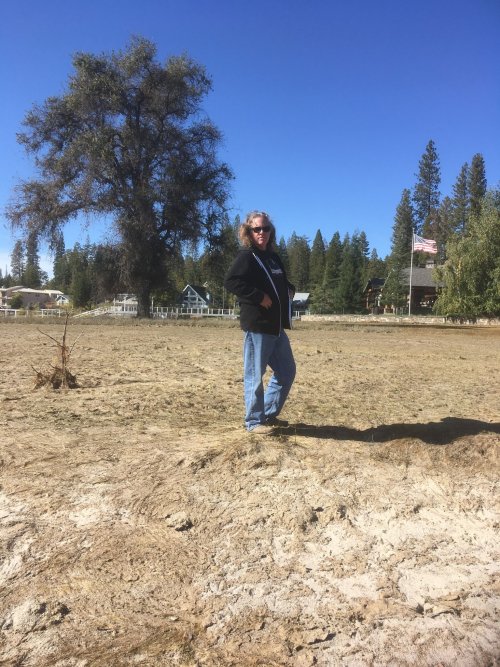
[265,416,289,427]
[249,424,275,435]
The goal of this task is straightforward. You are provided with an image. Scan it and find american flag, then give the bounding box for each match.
[413,234,437,254]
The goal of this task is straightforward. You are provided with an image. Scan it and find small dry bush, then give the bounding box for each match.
[33,315,80,389]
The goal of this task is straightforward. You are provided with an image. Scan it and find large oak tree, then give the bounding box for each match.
[7,37,232,316]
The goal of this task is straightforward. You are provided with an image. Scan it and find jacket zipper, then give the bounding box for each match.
[252,253,284,333]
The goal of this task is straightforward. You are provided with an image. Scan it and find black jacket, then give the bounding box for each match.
[224,248,295,335]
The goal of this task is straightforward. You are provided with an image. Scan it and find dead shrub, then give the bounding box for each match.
[33,315,80,389]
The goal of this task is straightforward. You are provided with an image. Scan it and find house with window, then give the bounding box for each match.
[0,286,23,308]
[363,278,386,311]
[0,286,65,309]
[180,284,211,309]
[292,292,310,313]
[55,294,71,305]
[363,266,442,313]
[402,267,442,312]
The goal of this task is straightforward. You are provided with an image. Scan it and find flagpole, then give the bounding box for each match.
[408,233,414,317]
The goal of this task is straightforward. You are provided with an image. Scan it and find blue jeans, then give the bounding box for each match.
[243,330,296,431]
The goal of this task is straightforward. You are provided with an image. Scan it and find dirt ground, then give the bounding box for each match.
[1,318,499,667]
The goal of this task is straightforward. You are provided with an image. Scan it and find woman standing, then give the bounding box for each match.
[224,211,296,434]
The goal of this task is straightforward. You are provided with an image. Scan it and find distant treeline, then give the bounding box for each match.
[3,141,499,317]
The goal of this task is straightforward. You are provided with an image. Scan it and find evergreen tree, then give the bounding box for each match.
[183,253,203,287]
[468,153,487,220]
[72,270,92,309]
[308,230,326,291]
[24,231,44,288]
[435,196,455,262]
[357,230,370,286]
[334,233,365,312]
[68,244,92,308]
[1,269,14,288]
[311,231,343,313]
[413,139,441,236]
[91,244,125,303]
[233,214,241,236]
[382,189,414,310]
[358,231,370,260]
[10,240,25,283]
[366,249,387,281]
[51,232,68,290]
[162,252,187,304]
[287,233,310,291]
[451,162,469,235]
[277,237,291,276]
[200,217,240,306]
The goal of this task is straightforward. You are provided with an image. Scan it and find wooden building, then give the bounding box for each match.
[363,267,441,313]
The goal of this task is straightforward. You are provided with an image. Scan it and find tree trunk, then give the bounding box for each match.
[136,286,151,318]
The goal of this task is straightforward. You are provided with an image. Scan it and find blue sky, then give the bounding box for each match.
[1,0,499,277]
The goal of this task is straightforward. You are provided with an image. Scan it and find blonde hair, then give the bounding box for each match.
[239,210,277,251]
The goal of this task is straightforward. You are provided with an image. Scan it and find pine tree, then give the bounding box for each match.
[72,270,92,309]
[51,231,68,290]
[366,249,387,280]
[451,162,469,235]
[230,214,241,248]
[468,153,487,220]
[183,254,203,287]
[358,231,370,261]
[382,189,414,310]
[413,139,441,236]
[10,240,25,284]
[323,232,343,293]
[68,244,92,308]
[277,237,290,277]
[357,230,370,287]
[91,244,125,303]
[1,269,13,288]
[308,230,326,291]
[435,196,455,262]
[287,233,310,291]
[201,217,240,306]
[311,231,342,313]
[324,232,343,310]
[24,231,44,288]
[334,234,365,312]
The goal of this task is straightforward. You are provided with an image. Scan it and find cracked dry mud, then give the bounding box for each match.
[1,319,499,666]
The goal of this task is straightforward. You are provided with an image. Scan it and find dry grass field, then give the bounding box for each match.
[1,318,499,666]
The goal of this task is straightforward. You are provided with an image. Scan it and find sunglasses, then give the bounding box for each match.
[251,225,271,234]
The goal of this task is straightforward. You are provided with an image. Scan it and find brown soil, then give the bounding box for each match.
[1,319,499,666]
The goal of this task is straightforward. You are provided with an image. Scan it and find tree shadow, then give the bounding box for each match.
[281,417,500,445]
